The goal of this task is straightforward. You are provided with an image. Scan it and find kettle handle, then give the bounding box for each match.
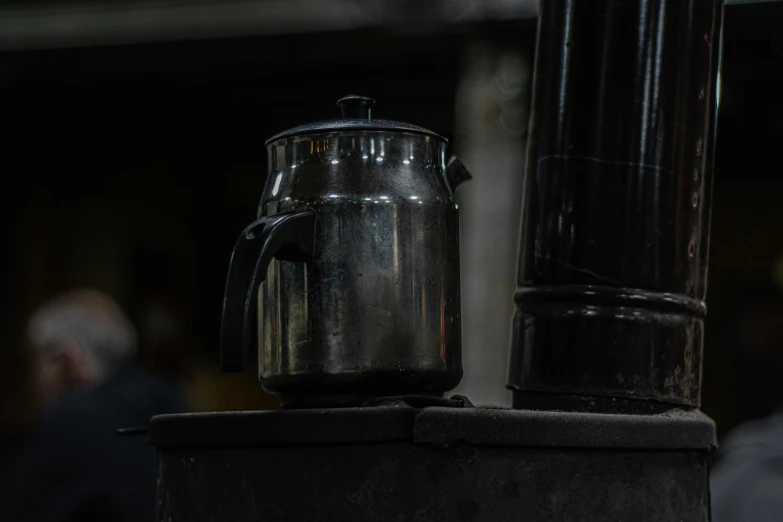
[221,210,315,372]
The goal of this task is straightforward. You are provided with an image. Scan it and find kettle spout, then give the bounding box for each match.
[445,156,472,192]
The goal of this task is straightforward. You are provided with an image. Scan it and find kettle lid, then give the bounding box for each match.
[265,95,446,145]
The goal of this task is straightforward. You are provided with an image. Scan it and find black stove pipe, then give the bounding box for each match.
[508,0,723,412]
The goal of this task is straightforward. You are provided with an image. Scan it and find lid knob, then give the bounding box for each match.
[337,95,375,120]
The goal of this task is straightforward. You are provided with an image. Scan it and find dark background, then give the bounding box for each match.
[2,0,783,462]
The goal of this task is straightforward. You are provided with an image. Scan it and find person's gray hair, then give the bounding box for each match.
[28,289,138,376]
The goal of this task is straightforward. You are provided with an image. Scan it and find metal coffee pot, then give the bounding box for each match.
[221,95,471,407]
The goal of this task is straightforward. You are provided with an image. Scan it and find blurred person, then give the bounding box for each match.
[711,411,783,521]
[711,289,783,522]
[30,290,138,405]
[0,289,187,522]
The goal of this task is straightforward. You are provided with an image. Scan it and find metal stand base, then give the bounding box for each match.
[152,404,715,521]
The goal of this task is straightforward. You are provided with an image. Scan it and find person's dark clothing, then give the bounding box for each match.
[711,410,783,522]
[0,365,187,522]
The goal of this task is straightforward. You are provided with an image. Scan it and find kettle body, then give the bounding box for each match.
[221,96,470,407]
